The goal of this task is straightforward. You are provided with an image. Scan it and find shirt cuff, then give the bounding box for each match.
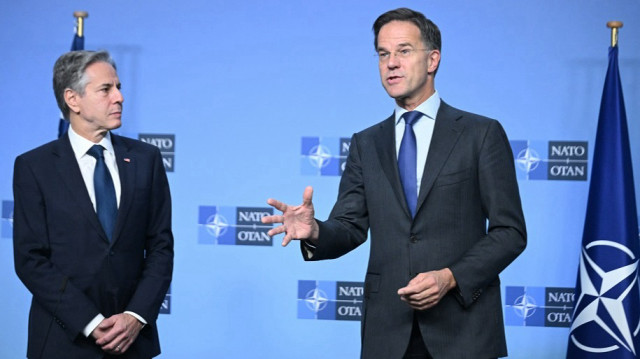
[125,311,147,325]
[302,240,316,259]
[83,314,105,337]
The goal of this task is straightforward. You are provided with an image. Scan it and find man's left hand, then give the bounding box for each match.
[397,268,457,310]
[94,313,144,355]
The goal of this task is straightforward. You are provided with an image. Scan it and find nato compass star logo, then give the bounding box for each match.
[297,280,338,319]
[305,288,329,313]
[509,140,547,180]
[570,240,640,355]
[301,137,349,176]
[204,214,229,238]
[504,286,547,326]
[308,144,332,169]
[512,293,538,319]
[516,147,541,173]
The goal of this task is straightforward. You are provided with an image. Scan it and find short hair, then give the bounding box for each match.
[372,8,441,52]
[53,50,117,120]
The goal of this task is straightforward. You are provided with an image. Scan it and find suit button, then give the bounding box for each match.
[410,235,417,243]
[110,251,115,256]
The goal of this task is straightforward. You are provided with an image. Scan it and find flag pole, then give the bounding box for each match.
[606,21,623,47]
[566,17,640,359]
[73,11,89,37]
[59,11,89,138]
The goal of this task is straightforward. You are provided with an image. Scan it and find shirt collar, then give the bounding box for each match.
[67,125,115,160]
[395,90,441,125]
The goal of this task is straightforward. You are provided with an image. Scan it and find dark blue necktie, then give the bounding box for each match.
[398,111,421,217]
[87,145,117,241]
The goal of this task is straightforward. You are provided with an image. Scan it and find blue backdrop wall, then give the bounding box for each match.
[1,1,639,358]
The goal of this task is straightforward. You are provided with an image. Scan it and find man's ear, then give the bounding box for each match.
[64,88,80,114]
[427,49,441,74]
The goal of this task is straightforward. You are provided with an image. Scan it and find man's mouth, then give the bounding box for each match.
[387,75,403,85]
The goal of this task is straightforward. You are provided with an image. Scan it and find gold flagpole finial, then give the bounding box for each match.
[73,11,89,37]
[606,21,623,47]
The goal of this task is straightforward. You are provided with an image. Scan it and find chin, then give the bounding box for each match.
[108,121,123,130]
[388,92,409,101]
[384,90,402,99]
[383,86,407,99]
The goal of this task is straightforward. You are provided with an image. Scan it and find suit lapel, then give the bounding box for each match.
[416,101,465,213]
[53,134,108,241]
[374,114,412,217]
[111,134,135,245]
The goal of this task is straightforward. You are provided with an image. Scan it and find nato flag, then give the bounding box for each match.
[567,45,640,358]
[57,33,84,138]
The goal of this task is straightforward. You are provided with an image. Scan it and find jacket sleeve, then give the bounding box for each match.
[449,120,527,307]
[301,134,369,261]
[13,155,101,341]
[124,148,174,324]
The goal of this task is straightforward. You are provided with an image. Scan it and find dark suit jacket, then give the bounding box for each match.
[13,133,174,359]
[303,101,526,358]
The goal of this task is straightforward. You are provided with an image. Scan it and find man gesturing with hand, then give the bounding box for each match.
[263,8,526,359]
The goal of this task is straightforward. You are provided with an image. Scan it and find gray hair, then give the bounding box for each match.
[53,50,117,120]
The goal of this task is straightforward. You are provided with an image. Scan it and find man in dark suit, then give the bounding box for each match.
[13,50,173,359]
[262,8,526,359]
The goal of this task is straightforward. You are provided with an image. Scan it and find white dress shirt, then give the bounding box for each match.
[67,126,121,209]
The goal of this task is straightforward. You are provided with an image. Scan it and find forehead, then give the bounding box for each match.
[84,61,119,84]
[377,20,422,49]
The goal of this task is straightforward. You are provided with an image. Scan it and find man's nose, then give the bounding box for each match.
[112,87,124,103]
[387,53,401,68]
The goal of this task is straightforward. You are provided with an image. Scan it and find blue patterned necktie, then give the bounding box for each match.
[398,111,422,217]
[87,145,117,241]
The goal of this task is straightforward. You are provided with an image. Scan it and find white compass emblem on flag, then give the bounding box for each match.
[570,240,640,354]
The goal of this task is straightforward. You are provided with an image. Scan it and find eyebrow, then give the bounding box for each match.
[396,42,415,48]
[377,42,415,51]
[97,82,121,89]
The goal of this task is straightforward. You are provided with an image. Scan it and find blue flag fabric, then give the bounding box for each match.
[567,46,640,358]
[57,33,84,138]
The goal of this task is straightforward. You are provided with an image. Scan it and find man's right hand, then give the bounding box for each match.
[262,186,319,246]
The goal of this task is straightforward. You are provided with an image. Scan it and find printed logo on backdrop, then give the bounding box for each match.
[509,140,588,181]
[301,137,350,176]
[198,206,273,246]
[2,200,13,239]
[297,280,363,321]
[139,134,175,172]
[160,285,171,315]
[504,286,574,327]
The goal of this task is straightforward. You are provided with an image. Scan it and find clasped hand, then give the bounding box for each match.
[92,313,143,355]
